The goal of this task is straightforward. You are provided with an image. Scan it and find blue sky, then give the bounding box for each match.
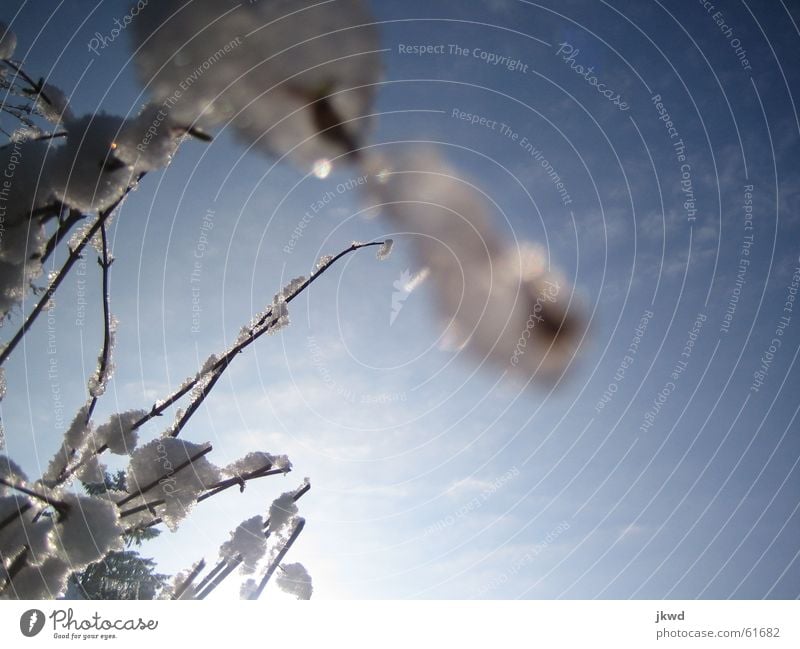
[1,0,799,599]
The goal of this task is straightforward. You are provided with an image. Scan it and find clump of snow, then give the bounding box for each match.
[0,455,26,487]
[63,405,91,451]
[52,494,124,568]
[268,491,298,535]
[95,410,145,455]
[376,238,394,261]
[126,438,220,531]
[222,452,276,478]
[0,138,56,316]
[50,113,133,213]
[45,407,98,486]
[41,443,73,485]
[0,138,52,223]
[114,104,183,173]
[1,557,70,600]
[131,0,380,168]
[0,495,53,562]
[239,578,258,600]
[73,454,106,485]
[9,125,43,142]
[364,147,584,380]
[277,562,313,600]
[32,82,73,124]
[219,515,267,574]
[168,560,204,600]
[273,455,292,473]
[0,211,46,265]
[0,22,17,59]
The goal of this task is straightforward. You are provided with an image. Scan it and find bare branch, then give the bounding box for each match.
[131,240,387,433]
[119,466,289,527]
[55,240,387,487]
[0,546,30,596]
[0,181,141,368]
[195,480,311,600]
[41,209,85,264]
[85,223,113,423]
[171,559,206,600]
[0,478,67,513]
[116,444,213,508]
[0,501,32,533]
[249,518,306,600]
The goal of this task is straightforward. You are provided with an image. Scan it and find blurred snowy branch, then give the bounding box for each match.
[0,0,585,601]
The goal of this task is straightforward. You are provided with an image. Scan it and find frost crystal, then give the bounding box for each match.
[219,515,267,574]
[377,239,394,261]
[280,276,307,299]
[88,316,118,398]
[267,298,290,335]
[126,438,220,531]
[199,354,219,376]
[95,410,145,455]
[268,491,298,535]
[277,563,313,600]
[315,254,334,270]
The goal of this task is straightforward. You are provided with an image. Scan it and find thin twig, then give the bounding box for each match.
[171,559,206,600]
[116,444,213,508]
[192,560,227,595]
[0,546,30,596]
[0,501,32,533]
[56,241,387,486]
[132,240,387,433]
[0,185,137,368]
[119,467,289,525]
[199,466,287,501]
[195,481,311,600]
[85,223,113,423]
[250,518,306,600]
[1,60,51,106]
[41,209,85,264]
[0,478,67,513]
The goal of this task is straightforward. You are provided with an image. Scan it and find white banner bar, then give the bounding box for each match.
[1,600,797,648]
